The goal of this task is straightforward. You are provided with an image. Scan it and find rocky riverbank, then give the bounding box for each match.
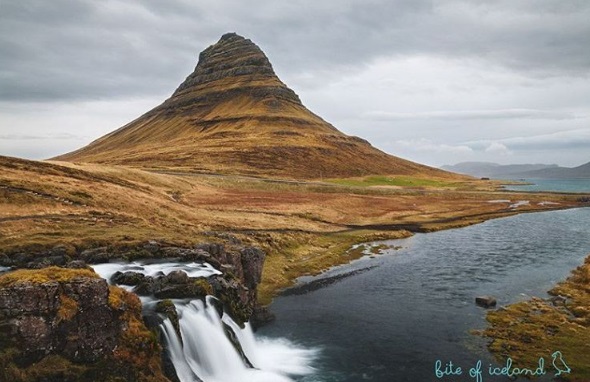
[483,254,590,381]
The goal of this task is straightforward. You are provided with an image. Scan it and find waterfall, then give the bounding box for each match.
[161,298,316,382]
[92,262,317,382]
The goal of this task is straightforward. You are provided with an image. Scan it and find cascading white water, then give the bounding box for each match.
[92,261,221,280]
[222,317,317,377]
[92,261,317,382]
[161,297,317,382]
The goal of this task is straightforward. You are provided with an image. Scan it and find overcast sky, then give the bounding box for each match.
[1,0,589,167]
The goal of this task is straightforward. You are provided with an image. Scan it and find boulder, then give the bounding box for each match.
[112,271,146,285]
[79,247,110,263]
[475,296,497,308]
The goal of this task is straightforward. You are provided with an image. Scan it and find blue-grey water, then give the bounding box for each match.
[503,178,590,193]
[259,208,590,382]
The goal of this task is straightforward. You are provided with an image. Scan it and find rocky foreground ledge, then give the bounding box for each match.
[0,241,269,382]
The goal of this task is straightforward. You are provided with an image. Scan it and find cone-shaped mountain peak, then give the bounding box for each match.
[172,33,299,103]
[55,33,452,180]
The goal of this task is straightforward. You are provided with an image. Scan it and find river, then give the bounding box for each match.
[259,208,590,381]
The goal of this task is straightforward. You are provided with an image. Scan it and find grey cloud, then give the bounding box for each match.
[1,0,589,103]
[0,133,82,140]
[466,128,590,151]
[364,109,579,121]
[0,0,203,101]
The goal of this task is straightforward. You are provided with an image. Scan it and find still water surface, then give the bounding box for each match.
[260,208,590,382]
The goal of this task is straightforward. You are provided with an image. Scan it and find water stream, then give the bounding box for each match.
[260,207,590,381]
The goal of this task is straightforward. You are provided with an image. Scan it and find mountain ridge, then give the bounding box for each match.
[442,161,590,179]
[55,33,457,180]
[513,161,590,179]
[441,162,559,179]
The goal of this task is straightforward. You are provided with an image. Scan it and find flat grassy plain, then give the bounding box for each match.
[0,155,587,303]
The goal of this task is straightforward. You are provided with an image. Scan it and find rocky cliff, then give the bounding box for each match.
[55,33,453,180]
[0,267,168,382]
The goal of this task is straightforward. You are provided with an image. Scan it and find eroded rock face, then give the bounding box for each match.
[0,269,169,381]
[171,32,301,105]
[240,247,265,289]
[0,277,120,363]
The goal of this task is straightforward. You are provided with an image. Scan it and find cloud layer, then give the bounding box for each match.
[1,0,589,167]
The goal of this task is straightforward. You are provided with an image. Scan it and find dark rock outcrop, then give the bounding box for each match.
[0,267,169,381]
[89,242,267,326]
[250,304,276,330]
[0,276,119,363]
[112,270,146,285]
[172,32,301,106]
[0,239,269,380]
[240,247,265,289]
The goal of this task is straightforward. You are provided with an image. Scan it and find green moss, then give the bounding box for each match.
[257,229,412,305]
[193,278,214,296]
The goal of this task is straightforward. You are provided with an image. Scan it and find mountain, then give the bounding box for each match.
[510,161,590,179]
[55,33,455,180]
[441,162,559,179]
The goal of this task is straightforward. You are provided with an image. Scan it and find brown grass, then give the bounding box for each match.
[483,255,590,381]
[53,75,462,180]
[0,266,98,287]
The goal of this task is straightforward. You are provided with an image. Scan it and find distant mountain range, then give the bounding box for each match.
[441,161,590,179]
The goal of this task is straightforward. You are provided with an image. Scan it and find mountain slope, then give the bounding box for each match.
[55,33,456,180]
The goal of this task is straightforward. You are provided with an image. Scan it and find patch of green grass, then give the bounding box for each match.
[327,176,458,188]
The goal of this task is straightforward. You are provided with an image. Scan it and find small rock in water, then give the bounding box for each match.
[475,296,497,308]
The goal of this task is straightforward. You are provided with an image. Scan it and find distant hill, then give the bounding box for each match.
[54,33,457,181]
[440,162,558,179]
[511,161,590,179]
